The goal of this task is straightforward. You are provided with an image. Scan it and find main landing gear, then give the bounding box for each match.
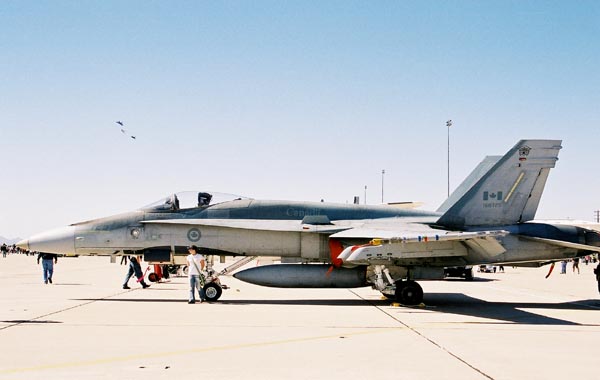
[373,265,424,305]
[394,280,424,305]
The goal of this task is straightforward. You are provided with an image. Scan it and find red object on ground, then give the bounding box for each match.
[153,264,163,280]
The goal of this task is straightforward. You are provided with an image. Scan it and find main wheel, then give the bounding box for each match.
[167,265,179,274]
[394,280,406,302]
[203,282,222,302]
[397,281,423,305]
[464,267,474,281]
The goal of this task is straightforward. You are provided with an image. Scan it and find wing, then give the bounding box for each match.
[332,221,600,267]
[334,228,508,265]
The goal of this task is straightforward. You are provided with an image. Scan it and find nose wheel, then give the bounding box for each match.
[203,282,223,302]
[394,280,423,305]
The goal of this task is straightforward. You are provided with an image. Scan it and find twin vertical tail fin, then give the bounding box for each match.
[437,139,562,229]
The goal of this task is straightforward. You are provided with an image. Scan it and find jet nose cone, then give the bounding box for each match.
[16,239,29,250]
[26,226,76,254]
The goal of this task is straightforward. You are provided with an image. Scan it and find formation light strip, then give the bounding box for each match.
[504,172,525,203]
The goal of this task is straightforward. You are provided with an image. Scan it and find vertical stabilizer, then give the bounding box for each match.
[437,155,502,214]
[436,140,562,228]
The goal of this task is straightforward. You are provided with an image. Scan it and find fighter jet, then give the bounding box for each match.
[18,139,600,304]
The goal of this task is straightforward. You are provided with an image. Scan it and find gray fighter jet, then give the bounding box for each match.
[18,139,600,304]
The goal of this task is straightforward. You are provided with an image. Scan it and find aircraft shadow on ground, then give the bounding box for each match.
[443,277,497,282]
[1,320,62,324]
[74,292,599,326]
[421,292,600,326]
[218,295,600,327]
[74,298,186,303]
[74,298,370,306]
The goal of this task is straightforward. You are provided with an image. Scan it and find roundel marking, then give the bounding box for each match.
[187,228,201,242]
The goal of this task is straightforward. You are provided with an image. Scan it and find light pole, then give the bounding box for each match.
[364,185,367,205]
[446,120,452,198]
[381,169,385,204]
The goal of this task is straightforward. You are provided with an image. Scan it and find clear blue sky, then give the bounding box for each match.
[1,1,599,238]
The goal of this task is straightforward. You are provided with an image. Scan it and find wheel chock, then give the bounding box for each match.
[390,302,426,308]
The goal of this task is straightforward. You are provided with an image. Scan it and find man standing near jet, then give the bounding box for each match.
[186,245,206,304]
[37,252,57,284]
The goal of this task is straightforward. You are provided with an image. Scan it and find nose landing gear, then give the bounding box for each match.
[203,282,223,302]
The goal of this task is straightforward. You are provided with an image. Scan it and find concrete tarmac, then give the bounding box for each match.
[1,255,599,380]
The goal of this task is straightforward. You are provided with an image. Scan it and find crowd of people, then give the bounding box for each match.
[559,254,598,274]
[1,243,35,257]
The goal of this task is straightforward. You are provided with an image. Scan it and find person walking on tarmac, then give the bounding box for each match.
[123,255,150,289]
[37,252,58,284]
[187,245,207,304]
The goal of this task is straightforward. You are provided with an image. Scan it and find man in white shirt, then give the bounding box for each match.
[186,245,207,303]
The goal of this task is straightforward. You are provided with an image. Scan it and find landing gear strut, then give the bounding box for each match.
[394,280,423,305]
[372,265,425,305]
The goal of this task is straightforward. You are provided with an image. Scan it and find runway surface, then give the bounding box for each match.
[1,255,599,380]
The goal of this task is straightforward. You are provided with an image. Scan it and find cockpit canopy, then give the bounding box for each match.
[141,191,248,212]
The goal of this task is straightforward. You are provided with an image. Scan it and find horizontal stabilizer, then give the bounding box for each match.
[520,236,600,252]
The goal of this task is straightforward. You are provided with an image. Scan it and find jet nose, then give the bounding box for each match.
[25,226,76,254]
[16,239,29,251]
